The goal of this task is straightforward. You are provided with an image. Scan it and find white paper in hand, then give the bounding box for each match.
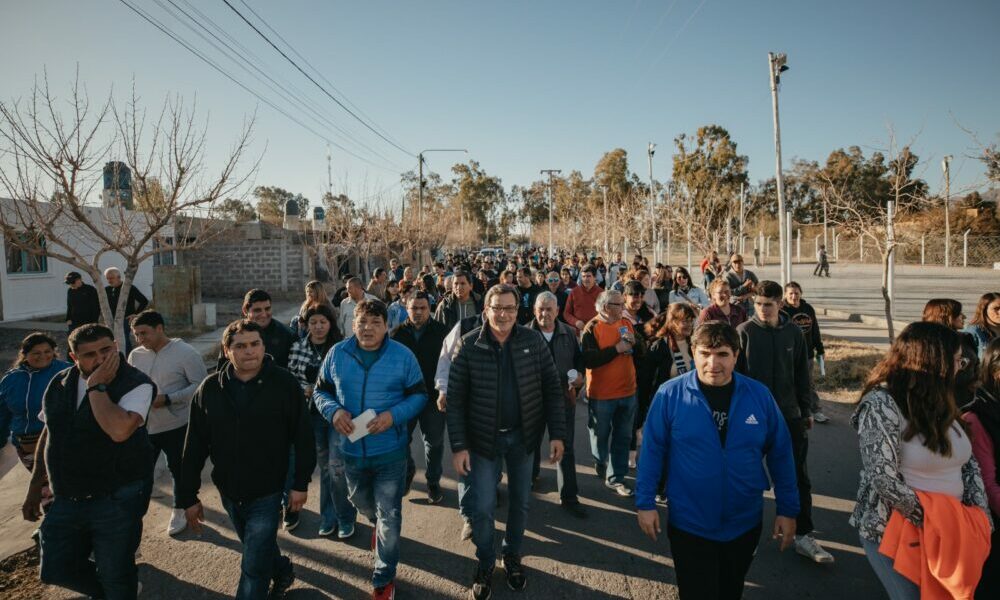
[348,409,377,443]
[817,355,827,377]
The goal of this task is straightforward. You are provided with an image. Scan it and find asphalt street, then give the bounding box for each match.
[38,390,883,600]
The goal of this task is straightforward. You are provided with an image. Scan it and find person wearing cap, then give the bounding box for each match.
[65,272,100,332]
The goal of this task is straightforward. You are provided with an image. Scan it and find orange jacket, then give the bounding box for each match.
[878,490,991,600]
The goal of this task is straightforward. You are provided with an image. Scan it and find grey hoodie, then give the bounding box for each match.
[736,314,812,420]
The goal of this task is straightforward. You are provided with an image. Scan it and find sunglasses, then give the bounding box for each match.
[546,278,559,283]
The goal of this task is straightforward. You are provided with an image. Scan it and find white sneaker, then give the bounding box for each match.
[794,534,835,564]
[813,411,830,424]
[460,520,473,542]
[167,508,187,536]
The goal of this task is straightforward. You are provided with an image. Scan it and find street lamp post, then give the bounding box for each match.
[768,52,790,285]
[647,142,657,263]
[541,169,561,256]
[418,148,468,253]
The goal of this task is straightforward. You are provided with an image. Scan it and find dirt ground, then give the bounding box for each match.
[0,546,46,600]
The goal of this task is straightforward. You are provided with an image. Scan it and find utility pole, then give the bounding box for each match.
[541,169,561,256]
[768,52,790,285]
[599,184,609,256]
[647,142,657,263]
[738,183,746,254]
[887,199,896,319]
[942,155,952,267]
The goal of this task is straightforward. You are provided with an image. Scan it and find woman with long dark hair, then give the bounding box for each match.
[0,333,71,472]
[668,266,710,310]
[287,304,353,538]
[631,303,697,478]
[851,322,990,599]
[964,292,1000,358]
[962,337,1000,598]
[923,298,979,407]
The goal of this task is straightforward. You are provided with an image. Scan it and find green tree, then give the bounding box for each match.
[217,197,257,222]
[253,186,309,224]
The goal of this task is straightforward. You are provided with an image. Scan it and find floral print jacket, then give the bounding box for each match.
[850,388,991,543]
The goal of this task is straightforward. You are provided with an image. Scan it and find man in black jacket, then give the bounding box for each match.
[65,271,101,331]
[528,291,586,518]
[104,268,149,356]
[391,291,449,503]
[23,324,155,599]
[448,284,566,600]
[434,270,482,330]
[179,320,315,600]
[514,267,542,325]
[737,280,832,566]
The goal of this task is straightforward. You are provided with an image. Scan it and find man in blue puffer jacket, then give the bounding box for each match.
[314,299,426,600]
[635,321,799,600]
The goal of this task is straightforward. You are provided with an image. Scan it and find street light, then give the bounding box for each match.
[647,142,657,263]
[541,169,562,256]
[768,51,791,285]
[418,148,468,248]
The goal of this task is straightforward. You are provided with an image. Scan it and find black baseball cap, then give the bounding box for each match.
[64,271,82,284]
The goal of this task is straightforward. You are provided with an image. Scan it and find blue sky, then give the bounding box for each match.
[2,0,997,212]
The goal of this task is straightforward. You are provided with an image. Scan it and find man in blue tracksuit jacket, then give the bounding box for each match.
[313,299,426,600]
[636,321,799,600]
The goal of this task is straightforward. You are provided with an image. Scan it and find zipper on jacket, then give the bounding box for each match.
[24,370,33,434]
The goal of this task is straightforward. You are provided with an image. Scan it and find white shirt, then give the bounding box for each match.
[434,322,465,395]
[40,378,153,425]
[899,421,972,499]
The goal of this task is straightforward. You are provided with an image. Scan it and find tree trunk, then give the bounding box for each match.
[880,249,894,342]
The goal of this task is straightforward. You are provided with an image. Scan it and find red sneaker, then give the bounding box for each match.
[372,581,395,600]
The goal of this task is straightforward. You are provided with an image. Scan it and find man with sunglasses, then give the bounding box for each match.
[448,284,567,599]
[543,270,570,322]
[725,254,759,315]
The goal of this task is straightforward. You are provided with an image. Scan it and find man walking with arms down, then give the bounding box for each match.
[178,320,315,600]
[737,280,833,564]
[448,284,567,599]
[315,299,427,600]
[128,309,208,536]
[636,321,799,600]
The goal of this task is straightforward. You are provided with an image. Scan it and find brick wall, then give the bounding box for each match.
[179,223,310,299]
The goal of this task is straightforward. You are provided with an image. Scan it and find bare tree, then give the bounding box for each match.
[816,130,929,341]
[0,74,257,348]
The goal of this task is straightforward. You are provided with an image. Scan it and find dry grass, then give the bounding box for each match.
[816,335,884,404]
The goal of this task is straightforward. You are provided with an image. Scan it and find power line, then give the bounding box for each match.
[221,0,415,158]
[236,0,405,150]
[157,0,404,170]
[117,0,401,174]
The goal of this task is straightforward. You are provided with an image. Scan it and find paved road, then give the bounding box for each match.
[31,389,881,600]
[751,262,997,325]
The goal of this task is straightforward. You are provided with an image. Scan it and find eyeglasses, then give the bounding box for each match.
[606,302,624,308]
[489,305,518,314]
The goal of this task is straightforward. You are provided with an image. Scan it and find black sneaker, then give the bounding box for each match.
[427,482,444,505]
[560,501,588,519]
[595,461,607,481]
[282,508,300,532]
[470,564,494,600]
[269,559,295,599]
[502,554,526,592]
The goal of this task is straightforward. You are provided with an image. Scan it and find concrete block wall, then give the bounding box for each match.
[179,224,309,298]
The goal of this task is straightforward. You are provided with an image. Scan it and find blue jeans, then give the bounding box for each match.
[469,429,533,567]
[311,412,357,530]
[861,536,920,600]
[344,450,406,588]
[588,395,638,484]
[220,491,290,600]
[40,479,147,600]
[406,399,447,487]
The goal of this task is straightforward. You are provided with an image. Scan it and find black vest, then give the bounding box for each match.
[43,358,156,497]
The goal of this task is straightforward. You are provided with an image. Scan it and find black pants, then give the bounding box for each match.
[532,403,580,503]
[667,522,762,600]
[787,417,814,535]
[813,261,829,276]
[149,425,187,508]
[977,521,1000,600]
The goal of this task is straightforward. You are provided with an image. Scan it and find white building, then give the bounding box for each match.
[0,198,154,322]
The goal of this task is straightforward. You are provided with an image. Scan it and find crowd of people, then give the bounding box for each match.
[1,246,998,600]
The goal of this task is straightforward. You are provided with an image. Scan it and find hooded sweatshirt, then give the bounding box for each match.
[736,314,812,420]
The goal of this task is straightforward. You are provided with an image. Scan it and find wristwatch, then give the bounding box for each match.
[86,383,109,394]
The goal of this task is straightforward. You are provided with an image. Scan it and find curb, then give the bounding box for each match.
[813,305,891,331]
